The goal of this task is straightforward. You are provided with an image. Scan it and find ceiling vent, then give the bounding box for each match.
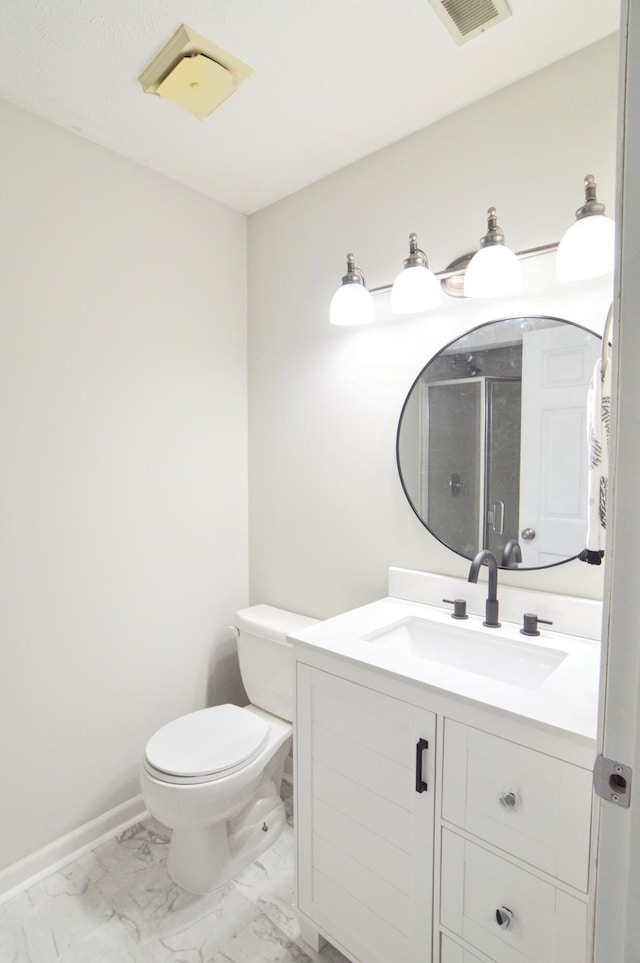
[427,0,512,45]
[139,24,253,121]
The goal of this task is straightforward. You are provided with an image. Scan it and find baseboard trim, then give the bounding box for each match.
[0,795,148,905]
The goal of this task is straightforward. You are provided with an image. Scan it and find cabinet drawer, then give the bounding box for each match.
[442,719,592,891]
[441,829,588,963]
[440,933,484,961]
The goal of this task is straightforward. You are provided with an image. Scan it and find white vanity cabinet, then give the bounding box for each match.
[294,648,595,963]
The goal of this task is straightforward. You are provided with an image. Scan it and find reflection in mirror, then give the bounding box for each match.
[396,316,602,570]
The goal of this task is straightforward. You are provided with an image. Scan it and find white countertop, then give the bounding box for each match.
[289,596,601,742]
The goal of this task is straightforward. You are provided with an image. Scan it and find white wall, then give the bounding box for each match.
[0,101,248,870]
[248,35,619,619]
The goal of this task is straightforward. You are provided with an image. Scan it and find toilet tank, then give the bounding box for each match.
[235,604,318,722]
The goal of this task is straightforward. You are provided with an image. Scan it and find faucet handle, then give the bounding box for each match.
[520,613,553,637]
[442,598,468,620]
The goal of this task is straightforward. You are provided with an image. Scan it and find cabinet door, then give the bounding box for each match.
[296,664,436,963]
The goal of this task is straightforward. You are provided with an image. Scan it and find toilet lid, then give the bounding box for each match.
[145,705,270,780]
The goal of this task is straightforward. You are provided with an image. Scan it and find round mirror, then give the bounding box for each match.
[396,316,603,570]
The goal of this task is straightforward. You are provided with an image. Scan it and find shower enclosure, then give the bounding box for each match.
[418,376,522,560]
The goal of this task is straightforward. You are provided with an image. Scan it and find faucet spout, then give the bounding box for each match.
[468,549,501,627]
[501,539,522,568]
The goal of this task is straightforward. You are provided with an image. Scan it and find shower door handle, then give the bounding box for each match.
[449,472,464,496]
[490,499,505,535]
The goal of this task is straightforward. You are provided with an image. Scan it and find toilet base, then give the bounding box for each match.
[168,793,287,894]
[165,735,291,894]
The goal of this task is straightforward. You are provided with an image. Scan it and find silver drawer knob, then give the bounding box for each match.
[495,906,514,930]
[499,791,518,810]
[521,527,536,541]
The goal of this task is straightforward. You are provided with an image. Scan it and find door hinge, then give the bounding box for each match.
[594,754,633,808]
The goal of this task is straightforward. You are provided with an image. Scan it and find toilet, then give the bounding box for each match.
[139,604,317,894]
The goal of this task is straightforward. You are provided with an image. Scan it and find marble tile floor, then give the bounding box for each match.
[0,803,350,963]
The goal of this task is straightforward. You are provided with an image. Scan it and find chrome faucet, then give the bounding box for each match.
[468,549,501,627]
[501,539,522,568]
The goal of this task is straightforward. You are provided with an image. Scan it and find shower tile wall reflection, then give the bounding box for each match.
[0,809,348,963]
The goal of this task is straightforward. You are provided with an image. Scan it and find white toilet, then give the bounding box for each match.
[139,604,317,894]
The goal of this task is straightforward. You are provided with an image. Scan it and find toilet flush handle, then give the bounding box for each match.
[229,625,239,639]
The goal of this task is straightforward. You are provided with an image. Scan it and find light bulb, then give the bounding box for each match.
[464,244,524,298]
[391,233,442,315]
[464,207,524,299]
[556,214,615,281]
[391,264,442,315]
[556,175,615,281]
[329,280,375,325]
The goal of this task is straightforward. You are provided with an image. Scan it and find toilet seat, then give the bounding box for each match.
[144,704,270,785]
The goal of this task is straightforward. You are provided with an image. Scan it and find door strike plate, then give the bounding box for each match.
[594,754,632,808]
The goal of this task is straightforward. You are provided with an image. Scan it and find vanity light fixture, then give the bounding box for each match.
[390,233,443,315]
[330,174,614,324]
[556,175,615,281]
[329,253,375,326]
[463,207,523,298]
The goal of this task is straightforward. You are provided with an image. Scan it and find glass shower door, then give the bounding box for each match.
[484,378,522,559]
[424,380,483,558]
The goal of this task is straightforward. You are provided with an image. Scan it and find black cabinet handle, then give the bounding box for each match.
[415,738,429,793]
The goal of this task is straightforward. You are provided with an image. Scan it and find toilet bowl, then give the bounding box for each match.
[139,604,317,893]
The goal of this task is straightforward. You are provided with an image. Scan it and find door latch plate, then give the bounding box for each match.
[594,754,632,808]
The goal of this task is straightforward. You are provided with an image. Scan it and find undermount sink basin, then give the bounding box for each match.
[362,616,568,689]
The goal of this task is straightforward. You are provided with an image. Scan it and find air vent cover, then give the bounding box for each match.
[427,0,512,45]
[139,24,253,121]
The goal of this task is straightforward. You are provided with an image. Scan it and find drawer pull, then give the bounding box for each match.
[499,791,519,810]
[495,906,514,930]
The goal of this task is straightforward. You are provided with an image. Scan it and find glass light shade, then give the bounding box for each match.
[390,265,443,315]
[329,280,375,325]
[463,244,524,298]
[556,214,615,281]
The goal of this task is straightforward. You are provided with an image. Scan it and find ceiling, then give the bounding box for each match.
[0,0,620,214]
